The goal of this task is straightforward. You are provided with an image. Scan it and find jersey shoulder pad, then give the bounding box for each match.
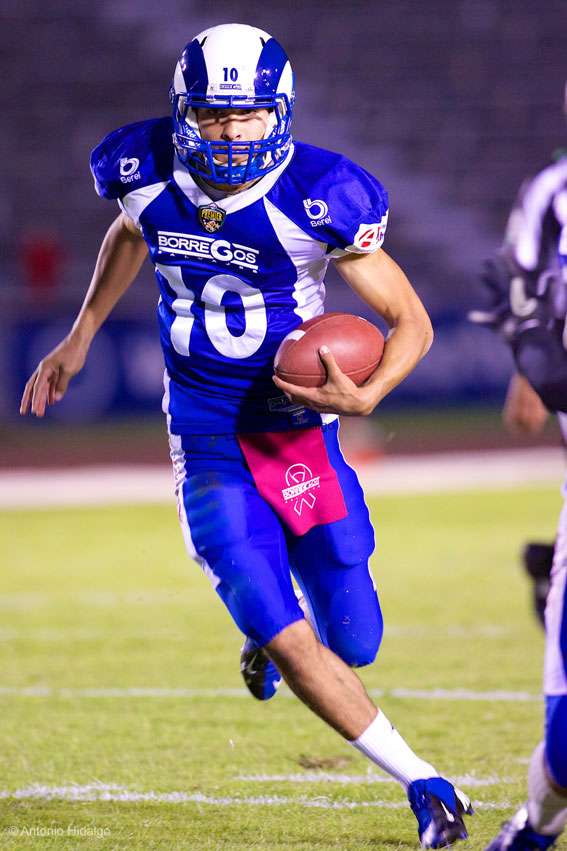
[90,117,174,200]
[270,141,389,253]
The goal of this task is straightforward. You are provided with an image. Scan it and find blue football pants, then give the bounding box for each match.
[170,425,383,668]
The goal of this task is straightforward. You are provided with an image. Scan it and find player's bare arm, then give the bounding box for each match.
[273,248,433,416]
[502,372,550,436]
[20,212,147,417]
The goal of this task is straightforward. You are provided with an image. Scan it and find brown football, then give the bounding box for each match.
[274,313,385,388]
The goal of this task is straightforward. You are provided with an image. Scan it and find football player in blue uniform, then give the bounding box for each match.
[20,24,473,848]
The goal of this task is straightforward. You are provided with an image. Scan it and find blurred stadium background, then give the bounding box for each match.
[2,0,567,462]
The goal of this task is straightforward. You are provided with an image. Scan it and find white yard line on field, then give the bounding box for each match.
[0,686,249,698]
[0,446,563,509]
[387,687,541,702]
[234,772,510,787]
[0,685,542,702]
[0,589,192,610]
[0,781,511,810]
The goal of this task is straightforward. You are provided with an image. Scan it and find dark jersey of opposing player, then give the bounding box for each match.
[91,118,389,434]
[503,156,567,412]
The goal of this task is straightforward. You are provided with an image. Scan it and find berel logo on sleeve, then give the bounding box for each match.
[119,157,141,184]
[303,197,332,227]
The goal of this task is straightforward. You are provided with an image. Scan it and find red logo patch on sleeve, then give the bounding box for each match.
[353,222,382,250]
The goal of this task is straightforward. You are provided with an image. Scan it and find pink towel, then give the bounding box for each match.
[237,428,347,536]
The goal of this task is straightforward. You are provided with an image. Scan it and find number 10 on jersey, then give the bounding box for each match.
[156,263,267,359]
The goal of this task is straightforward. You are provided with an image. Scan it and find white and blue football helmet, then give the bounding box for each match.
[170,23,295,185]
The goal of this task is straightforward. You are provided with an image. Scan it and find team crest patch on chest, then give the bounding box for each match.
[198,203,226,233]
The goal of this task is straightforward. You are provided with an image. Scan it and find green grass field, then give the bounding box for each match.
[1,485,566,850]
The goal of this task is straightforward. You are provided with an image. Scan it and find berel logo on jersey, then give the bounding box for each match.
[352,216,387,251]
[119,157,141,184]
[303,198,332,227]
[157,231,259,271]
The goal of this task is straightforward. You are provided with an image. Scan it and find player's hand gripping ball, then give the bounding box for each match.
[274,313,385,388]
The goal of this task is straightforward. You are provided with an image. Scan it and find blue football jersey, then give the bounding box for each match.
[90,117,389,434]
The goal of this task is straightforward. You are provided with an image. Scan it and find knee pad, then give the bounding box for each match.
[213,541,302,647]
[327,625,382,668]
[545,694,567,787]
[325,584,383,667]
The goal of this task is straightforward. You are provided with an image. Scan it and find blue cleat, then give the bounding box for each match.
[484,805,559,850]
[240,637,282,701]
[408,777,473,849]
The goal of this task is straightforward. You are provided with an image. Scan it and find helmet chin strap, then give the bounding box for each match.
[208,148,263,185]
[200,113,280,185]
[263,109,278,140]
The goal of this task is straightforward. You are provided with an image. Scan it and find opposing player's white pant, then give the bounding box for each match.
[541,411,567,787]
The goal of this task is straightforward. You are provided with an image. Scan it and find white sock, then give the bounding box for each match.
[349,709,439,791]
[527,741,567,836]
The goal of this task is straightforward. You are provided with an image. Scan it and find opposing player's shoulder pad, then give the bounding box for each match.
[518,157,567,207]
[271,142,389,253]
[90,117,174,200]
